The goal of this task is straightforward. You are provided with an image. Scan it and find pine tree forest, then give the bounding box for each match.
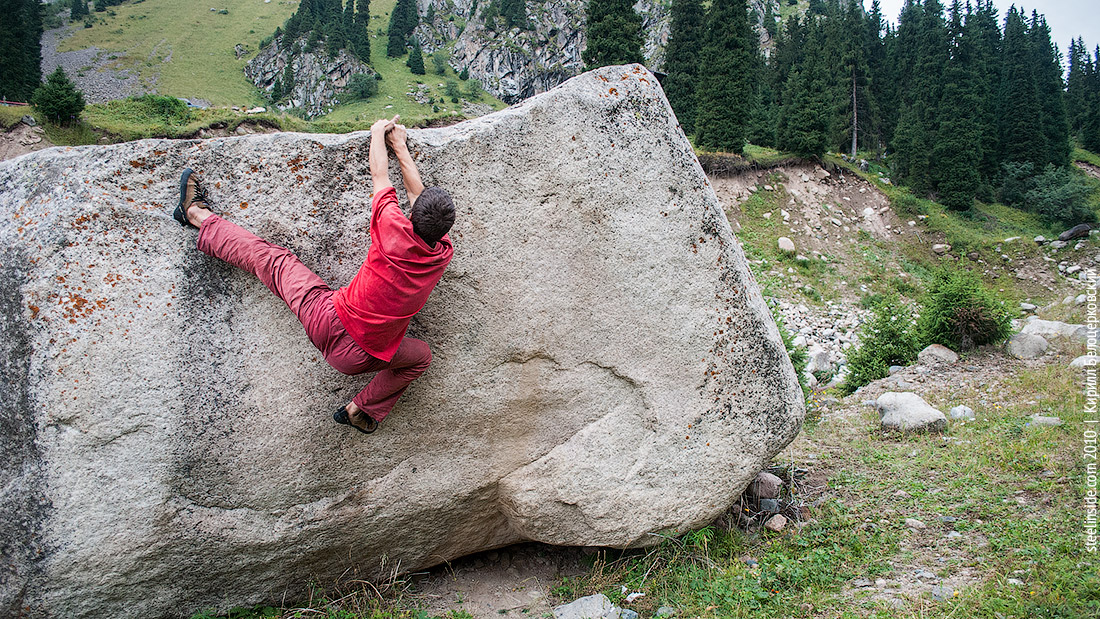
[0,0,43,102]
[276,0,371,63]
[658,0,1100,215]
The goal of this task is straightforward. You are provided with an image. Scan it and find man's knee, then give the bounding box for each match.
[406,338,432,372]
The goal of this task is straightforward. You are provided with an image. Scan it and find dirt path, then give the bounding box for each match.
[1077,160,1100,180]
[0,123,54,162]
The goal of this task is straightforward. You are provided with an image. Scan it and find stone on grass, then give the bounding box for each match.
[1059,224,1093,241]
[949,405,975,420]
[1006,333,1048,359]
[905,518,927,529]
[764,514,788,532]
[1020,318,1088,343]
[932,243,951,254]
[0,65,805,618]
[917,344,959,365]
[747,471,783,499]
[554,594,621,619]
[1028,414,1062,427]
[1071,355,1098,368]
[778,236,796,253]
[875,392,948,433]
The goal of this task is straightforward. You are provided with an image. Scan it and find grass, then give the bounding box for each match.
[0,104,29,129]
[54,0,504,125]
[1074,146,1100,168]
[554,361,1098,618]
[60,0,296,105]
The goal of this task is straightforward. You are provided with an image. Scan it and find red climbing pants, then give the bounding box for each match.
[196,215,432,422]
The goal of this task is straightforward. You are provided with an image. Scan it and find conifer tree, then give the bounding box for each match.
[407,39,425,74]
[965,0,1001,185]
[1067,38,1090,137]
[70,0,88,19]
[0,0,44,102]
[1028,12,1069,168]
[387,0,418,57]
[864,0,889,149]
[838,0,874,156]
[1085,46,1100,153]
[662,0,704,133]
[998,5,1044,168]
[778,25,831,158]
[352,0,371,61]
[582,0,644,69]
[932,2,981,211]
[694,0,757,153]
[32,66,85,123]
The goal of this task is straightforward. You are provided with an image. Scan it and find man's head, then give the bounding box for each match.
[411,187,455,247]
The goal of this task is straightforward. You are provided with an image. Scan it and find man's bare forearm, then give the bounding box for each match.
[392,142,425,205]
[369,116,397,194]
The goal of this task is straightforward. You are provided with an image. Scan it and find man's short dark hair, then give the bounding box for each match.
[411,187,455,246]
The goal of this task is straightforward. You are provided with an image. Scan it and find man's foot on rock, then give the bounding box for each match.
[173,168,215,228]
[333,405,378,434]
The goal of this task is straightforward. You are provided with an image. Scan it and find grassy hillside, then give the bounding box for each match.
[60,0,295,105]
[56,0,504,121]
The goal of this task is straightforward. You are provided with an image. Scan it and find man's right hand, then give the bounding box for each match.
[371,115,399,134]
[386,124,408,150]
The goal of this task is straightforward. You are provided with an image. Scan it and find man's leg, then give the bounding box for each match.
[350,337,433,422]
[187,201,335,354]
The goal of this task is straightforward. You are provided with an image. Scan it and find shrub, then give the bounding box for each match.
[444,81,460,100]
[1025,164,1096,224]
[916,267,1013,351]
[344,73,378,100]
[843,295,920,394]
[431,49,449,75]
[32,67,86,124]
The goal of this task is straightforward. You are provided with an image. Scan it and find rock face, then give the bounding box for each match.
[874,392,948,433]
[415,0,773,104]
[0,65,803,618]
[244,34,374,119]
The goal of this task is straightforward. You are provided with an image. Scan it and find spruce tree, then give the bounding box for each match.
[1067,37,1090,137]
[70,0,88,19]
[998,5,1044,169]
[582,0,643,70]
[932,2,981,211]
[661,0,704,133]
[966,0,1001,185]
[32,67,85,123]
[777,26,831,158]
[1028,12,1069,168]
[694,0,757,153]
[387,0,417,57]
[0,0,44,102]
[407,39,425,74]
[838,0,874,156]
[352,0,370,61]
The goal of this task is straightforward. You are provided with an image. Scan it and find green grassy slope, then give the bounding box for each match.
[60,0,295,105]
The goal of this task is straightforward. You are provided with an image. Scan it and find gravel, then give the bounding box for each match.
[40,20,148,103]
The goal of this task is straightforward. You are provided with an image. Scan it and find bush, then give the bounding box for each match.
[916,267,1013,351]
[444,81,460,100]
[843,295,921,394]
[32,67,86,124]
[1025,164,1096,224]
[344,73,378,100]
[431,49,449,75]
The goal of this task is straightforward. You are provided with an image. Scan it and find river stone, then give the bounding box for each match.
[0,65,804,618]
[1007,333,1049,359]
[874,392,948,433]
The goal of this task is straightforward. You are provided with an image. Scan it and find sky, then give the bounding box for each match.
[874,0,1100,63]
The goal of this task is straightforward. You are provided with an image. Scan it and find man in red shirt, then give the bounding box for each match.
[173,116,454,434]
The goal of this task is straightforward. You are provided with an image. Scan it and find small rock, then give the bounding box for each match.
[763,184,773,191]
[931,585,955,601]
[862,207,875,217]
[853,578,874,587]
[1019,302,1037,312]
[245,106,266,114]
[20,115,36,127]
[740,557,758,568]
[905,518,927,529]
[1029,414,1062,427]
[1034,235,1046,244]
[875,392,948,433]
[761,211,771,219]
[764,514,788,532]
[621,610,639,619]
[932,243,951,254]
[778,237,796,253]
[918,344,959,365]
[1007,578,1024,586]
[655,607,677,618]
[1003,236,1020,243]
[1071,355,1097,368]
[888,365,905,375]
[946,531,962,539]
[1006,333,1048,359]
[949,405,975,420]
[747,471,783,500]
[553,594,619,619]
[1049,240,1068,249]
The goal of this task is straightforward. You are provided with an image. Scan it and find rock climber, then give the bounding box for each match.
[171,115,455,434]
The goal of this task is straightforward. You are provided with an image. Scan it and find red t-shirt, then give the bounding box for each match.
[333,186,453,362]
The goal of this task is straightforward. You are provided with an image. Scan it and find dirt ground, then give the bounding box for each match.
[0,122,54,162]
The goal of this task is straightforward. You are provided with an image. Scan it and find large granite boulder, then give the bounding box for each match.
[0,65,804,617]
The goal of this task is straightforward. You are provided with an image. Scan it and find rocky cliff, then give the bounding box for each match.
[416,0,773,104]
[244,34,374,119]
[0,64,803,618]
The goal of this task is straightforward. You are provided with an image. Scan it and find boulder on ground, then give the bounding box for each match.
[747,471,783,499]
[949,405,975,420]
[0,65,804,618]
[874,392,948,433]
[1007,333,1049,359]
[917,344,959,365]
[778,236,796,253]
[1020,318,1088,343]
[1071,355,1098,369]
[554,594,623,619]
[1059,223,1093,242]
